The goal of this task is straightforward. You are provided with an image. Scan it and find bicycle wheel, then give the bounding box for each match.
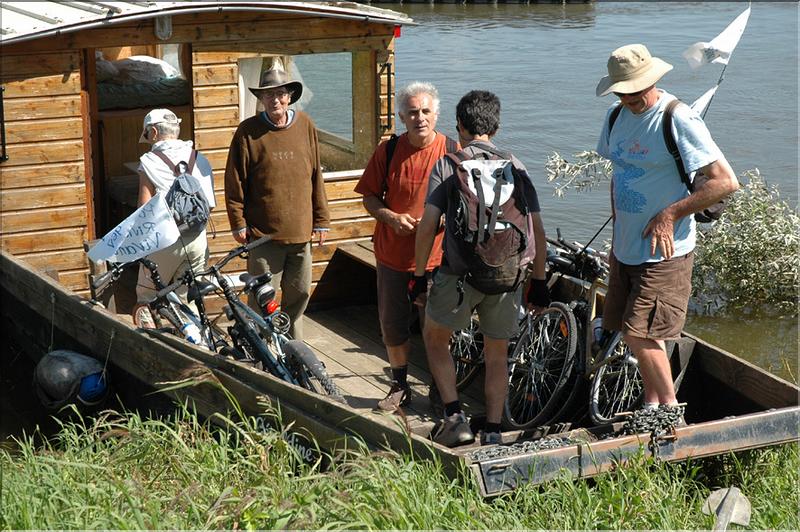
[503,302,578,430]
[449,316,484,391]
[589,334,644,425]
[283,340,347,404]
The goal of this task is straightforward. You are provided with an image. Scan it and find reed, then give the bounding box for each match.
[1,404,797,530]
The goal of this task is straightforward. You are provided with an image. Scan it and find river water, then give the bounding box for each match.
[393,1,798,378]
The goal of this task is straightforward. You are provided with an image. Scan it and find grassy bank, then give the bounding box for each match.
[1,404,797,530]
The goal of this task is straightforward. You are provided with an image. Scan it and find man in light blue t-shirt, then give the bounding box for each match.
[595,44,739,420]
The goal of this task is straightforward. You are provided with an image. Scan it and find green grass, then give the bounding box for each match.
[1,404,798,530]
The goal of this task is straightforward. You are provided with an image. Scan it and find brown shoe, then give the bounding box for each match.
[376,383,410,412]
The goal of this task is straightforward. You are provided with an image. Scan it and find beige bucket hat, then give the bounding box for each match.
[248,67,303,103]
[596,44,673,97]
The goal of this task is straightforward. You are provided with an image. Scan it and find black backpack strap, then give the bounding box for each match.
[381,134,399,198]
[470,167,488,246]
[608,103,623,133]
[662,99,694,192]
[486,170,503,239]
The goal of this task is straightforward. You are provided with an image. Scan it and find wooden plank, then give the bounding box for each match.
[3,95,82,121]
[192,64,238,86]
[0,183,85,210]
[325,178,362,200]
[4,117,83,143]
[0,206,87,234]
[691,334,798,408]
[2,73,81,98]
[2,140,84,167]
[203,148,231,171]
[337,241,377,270]
[329,218,374,240]
[194,106,240,128]
[17,248,87,272]
[0,161,85,189]
[0,51,79,79]
[195,36,391,56]
[194,85,239,108]
[194,127,237,151]
[1,227,88,255]
[328,198,369,220]
[56,269,90,291]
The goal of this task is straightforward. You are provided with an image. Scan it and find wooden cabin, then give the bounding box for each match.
[0,1,408,309]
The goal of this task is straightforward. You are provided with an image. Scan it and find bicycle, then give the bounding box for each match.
[198,237,346,404]
[90,257,225,350]
[544,232,643,426]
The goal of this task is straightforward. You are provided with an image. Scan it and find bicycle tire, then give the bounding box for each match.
[282,340,347,404]
[589,333,644,425]
[449,316,484,391]
[502,302,578,430]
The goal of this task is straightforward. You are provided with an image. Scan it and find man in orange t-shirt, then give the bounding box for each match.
[355,81,457,412]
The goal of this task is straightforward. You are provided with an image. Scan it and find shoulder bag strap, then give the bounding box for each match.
[152,150,178,175]
[662,99,694,192]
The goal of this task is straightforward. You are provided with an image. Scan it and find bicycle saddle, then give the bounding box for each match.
[239,272,273,292]
[187,279,216,302]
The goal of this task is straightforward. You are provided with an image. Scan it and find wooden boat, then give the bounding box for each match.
[1,1,798,497]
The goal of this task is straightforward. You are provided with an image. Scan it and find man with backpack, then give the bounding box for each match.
[355,81,458,412]
[595,44,739,418]
[135,108,215,310]
[413,90,550,447]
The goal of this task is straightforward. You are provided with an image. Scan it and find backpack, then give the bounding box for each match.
[608,99,727,223]
[442,146,536,297]
[152,150,211,233]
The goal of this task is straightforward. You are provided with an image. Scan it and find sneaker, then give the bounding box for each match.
[431,411,475,448]
[376,383,410,412]
[480,431,502,446]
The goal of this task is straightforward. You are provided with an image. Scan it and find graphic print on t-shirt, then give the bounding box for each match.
[610,140,646,214]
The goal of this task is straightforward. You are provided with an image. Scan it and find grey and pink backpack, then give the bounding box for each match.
[442,146,536,297]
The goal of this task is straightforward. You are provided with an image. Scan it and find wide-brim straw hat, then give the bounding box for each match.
[596,44,673,97]
[248,67,303,103]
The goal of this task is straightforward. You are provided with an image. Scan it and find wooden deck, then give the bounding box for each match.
[305,303,486,439]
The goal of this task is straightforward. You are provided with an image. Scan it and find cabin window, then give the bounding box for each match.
[238,53,356,171]
[95,45,190,111]
[238,53,353,141]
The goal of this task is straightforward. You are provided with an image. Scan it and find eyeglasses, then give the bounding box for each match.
[613,88,648,98]
[262,89,290,100]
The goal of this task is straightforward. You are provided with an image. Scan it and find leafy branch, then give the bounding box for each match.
[545,150,613,197]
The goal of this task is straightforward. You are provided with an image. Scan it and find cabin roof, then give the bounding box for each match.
[0,1,412,45]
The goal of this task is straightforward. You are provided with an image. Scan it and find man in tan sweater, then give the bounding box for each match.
[225,67,330,340]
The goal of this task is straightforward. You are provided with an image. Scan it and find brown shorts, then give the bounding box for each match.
[602,252,694,340]
[376,262,430,347]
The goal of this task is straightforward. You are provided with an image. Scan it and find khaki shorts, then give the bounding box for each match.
[602,252,694,340]
[425,270,521,340]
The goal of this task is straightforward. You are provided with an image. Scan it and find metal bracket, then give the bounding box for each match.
[155,15,173,40]
[0,86,8,162]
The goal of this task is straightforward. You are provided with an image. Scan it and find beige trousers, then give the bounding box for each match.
[136,229,209,307]
[247,240,312,341]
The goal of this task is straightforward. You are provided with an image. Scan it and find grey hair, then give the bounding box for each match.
[154,121,180,139]
[397,81,440,116]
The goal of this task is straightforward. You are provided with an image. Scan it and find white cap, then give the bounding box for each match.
[139,108,182,143]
